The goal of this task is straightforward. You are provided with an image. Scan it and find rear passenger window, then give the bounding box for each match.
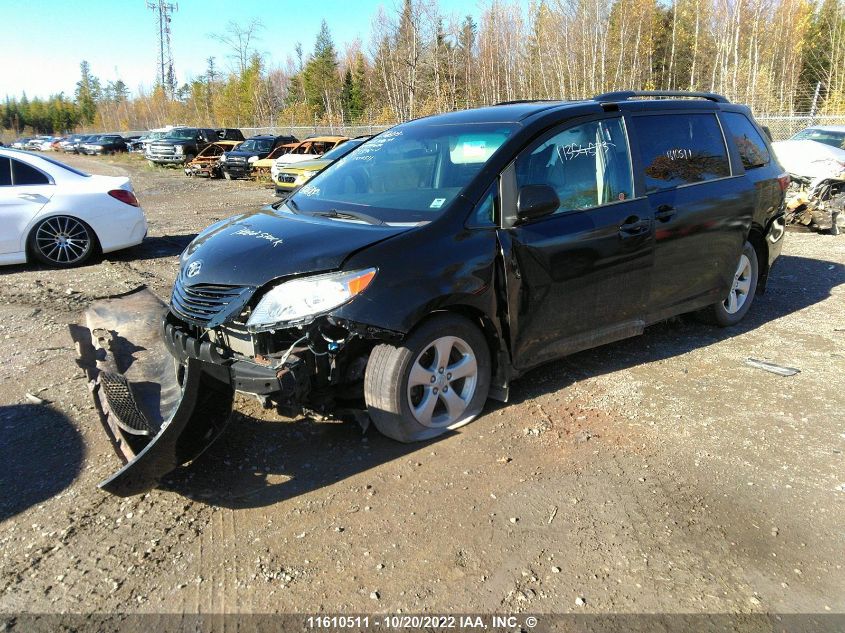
[722,112,770,169]
[0,158,11,186]
[515,118,633,214]
[11,159,50,185]
[634,114,730,192]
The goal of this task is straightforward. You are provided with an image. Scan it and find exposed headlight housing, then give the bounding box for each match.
[247,268,377,331]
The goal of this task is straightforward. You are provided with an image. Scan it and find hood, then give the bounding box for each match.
[179,208,410,288]
[281,158,331,173]
[772,139,845,180]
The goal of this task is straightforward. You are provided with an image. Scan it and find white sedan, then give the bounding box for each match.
[0,149,147,267]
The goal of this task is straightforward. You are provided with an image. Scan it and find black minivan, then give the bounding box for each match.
[78,91,787,495]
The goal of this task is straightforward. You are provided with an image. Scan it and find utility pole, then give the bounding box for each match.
[146,0,178,98]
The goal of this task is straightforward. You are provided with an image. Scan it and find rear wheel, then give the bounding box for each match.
[705,241,758,326]
[29,216,96,267]
[364,314,491,442]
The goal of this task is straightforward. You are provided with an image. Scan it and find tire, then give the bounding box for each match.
[705,241,758,327]
[364,314,491,442]
[29,215,97,267]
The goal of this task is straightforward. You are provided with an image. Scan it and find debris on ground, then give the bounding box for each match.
[744,358,801,377]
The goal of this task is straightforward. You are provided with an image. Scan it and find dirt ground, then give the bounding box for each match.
[0,152,843,617]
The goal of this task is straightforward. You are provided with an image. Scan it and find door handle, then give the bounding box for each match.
[655,204,676,222]
[618,217,651,239]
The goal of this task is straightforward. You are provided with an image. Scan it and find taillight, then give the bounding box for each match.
[108,189,139,207]
[777,172,791,191]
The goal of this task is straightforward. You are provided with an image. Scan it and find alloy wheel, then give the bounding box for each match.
[406,335,479,428]
[34,216,92,265]
[724,253,752,314]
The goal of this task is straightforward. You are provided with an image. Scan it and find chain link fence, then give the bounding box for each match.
[755,115,845,141]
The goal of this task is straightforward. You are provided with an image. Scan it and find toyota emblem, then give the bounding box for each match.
[186,260,203,278]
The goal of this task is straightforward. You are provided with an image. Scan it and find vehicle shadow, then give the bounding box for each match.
[0,404,84,522]
[164,254,841,509]
[161,411,444,509]
[106,233,197,263]
[506,254,844,404]
[0,234,194,276]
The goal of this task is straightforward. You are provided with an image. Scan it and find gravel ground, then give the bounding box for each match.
[0,152,843,616]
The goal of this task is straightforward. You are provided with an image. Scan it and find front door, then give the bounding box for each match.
[499,116,655,371]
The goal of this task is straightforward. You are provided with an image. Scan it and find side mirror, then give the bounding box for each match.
[517,184,559,221]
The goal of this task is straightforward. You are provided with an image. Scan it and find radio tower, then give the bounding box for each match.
[146,0,178,97]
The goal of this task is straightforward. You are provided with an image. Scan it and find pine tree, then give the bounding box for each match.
[75,61,100,124]
[301,20,341,118]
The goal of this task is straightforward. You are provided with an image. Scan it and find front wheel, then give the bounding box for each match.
[364,314,491,442]
[706,241,758,326]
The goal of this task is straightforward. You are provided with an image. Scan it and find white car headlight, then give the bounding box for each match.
[174,145,184,154]
[247,268,377,331]
[248,155,259,163]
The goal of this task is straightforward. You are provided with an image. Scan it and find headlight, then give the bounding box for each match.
[174,145,184,154]
[247,268,377,331]
[248,155,258,163]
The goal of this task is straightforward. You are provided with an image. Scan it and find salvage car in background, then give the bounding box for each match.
[251,142,298,178]
[146,127,244,166]
[0,148,146,267]
[270,136,349,182]
[79,134,127,155]
[219,134,298,180]
[273,135,370,196]
[71,91,788,496]
[184,140,241,178]
[61,134,96,153]
[773,126,845,234]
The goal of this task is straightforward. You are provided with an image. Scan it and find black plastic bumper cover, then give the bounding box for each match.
[70,287,235,496]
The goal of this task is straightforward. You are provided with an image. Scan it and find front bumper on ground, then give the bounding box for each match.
[70,288,235,497]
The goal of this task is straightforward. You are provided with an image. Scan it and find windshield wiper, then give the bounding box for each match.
[313,209,385,226]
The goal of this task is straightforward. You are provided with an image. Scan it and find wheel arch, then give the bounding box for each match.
[417,304,511,402]
[747,223,769,292]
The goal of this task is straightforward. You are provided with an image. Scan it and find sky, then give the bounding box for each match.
[1,0,487,100]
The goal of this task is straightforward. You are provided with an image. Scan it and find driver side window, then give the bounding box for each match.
[515,118,633,215]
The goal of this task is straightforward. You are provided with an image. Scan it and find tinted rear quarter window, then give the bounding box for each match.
[0,157,10,186]
[722,112,770,169]
[634,113,730,192]
[12,159,50,185]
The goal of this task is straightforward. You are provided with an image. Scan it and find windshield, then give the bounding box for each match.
[289,123,516,222]
[167,128,198,140]
[791,128,845,149]
[237,138,274,153]
[321,138,366,161]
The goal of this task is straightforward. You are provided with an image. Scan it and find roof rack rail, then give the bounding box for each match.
[593,90,729,103]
